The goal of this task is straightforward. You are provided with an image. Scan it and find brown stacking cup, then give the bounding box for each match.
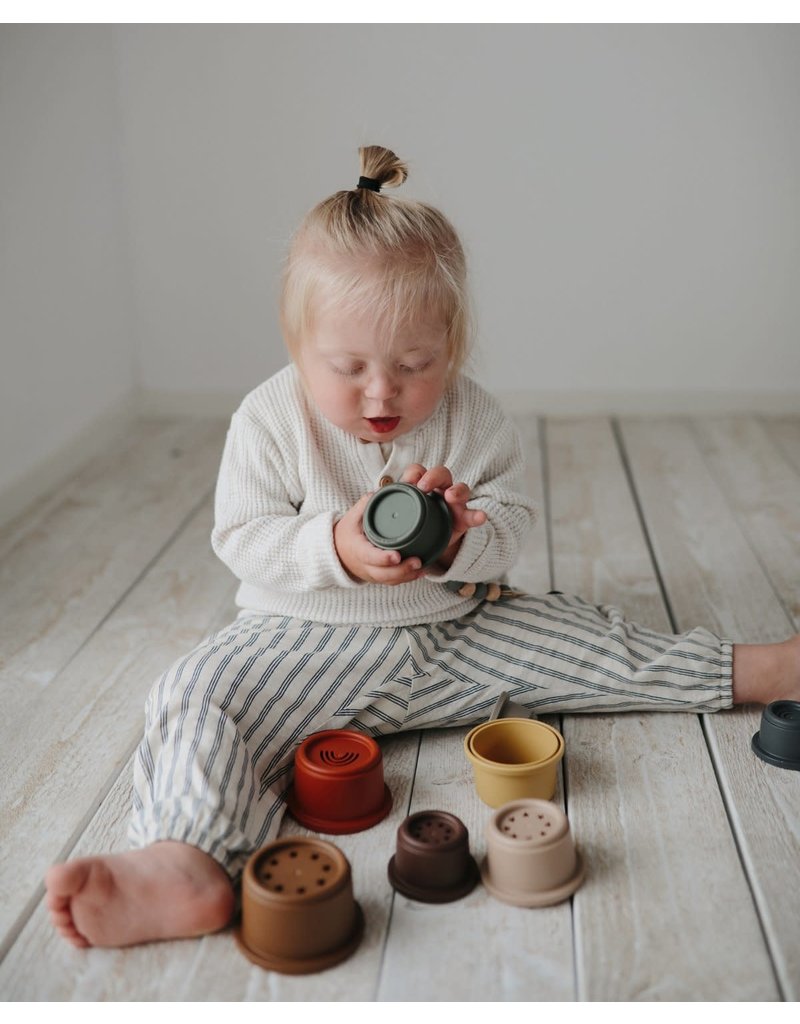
[387,810,480,903]
[481,799,585,908]
[234,837,364,974]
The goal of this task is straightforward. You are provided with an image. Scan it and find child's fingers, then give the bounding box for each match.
[352,491,374,519]
[338,492,373,536]
[368,548,404,568]
[448,506,487,536]
[364,548,422,581]
[369,556,425,584]
[417,465,453,493]
[444,482,471,502]
[454,510,486,532]
[400,464,427,486]
[385,555,422,573]
[358,548,395,569]
[359,538,421,570]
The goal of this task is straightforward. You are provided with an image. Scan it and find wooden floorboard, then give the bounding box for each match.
[0,495,238,956]
[0,733,421,1000]
[0,419,227,694]
[377,719,573,1002]
[2,413,798,1001]
[547,417,777,1000]
[620,416,800,999]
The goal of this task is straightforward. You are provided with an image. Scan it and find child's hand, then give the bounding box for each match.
[333,493,429,585]
[400,464,487,569]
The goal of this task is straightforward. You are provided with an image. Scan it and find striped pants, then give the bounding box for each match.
[128,592,733,880]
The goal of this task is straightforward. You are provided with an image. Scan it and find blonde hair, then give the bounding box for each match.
[279,145,473,380]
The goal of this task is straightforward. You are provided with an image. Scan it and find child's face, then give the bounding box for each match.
[298,304,450,443]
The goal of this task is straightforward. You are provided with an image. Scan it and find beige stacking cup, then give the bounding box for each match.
[481,799,585,907]
[464,718,565,807]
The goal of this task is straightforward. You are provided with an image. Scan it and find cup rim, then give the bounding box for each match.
[480,850,585,908]
[751,732,800,771]
[287,782,393,833]
[234,902,365,974]
[387,852,480,904]
[464,718,565,773]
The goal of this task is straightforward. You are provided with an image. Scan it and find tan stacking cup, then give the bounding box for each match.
[234,837,364,974]
[464,718,565,807]
[481,799,585,907]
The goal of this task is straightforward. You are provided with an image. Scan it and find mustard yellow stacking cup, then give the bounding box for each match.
[464,718,565,807]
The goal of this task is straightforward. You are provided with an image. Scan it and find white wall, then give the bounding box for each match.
[112,24,800,410]
[2,25,799,525]
[0,25,136,512]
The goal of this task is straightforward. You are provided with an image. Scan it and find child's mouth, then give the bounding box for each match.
[366,417,401,434]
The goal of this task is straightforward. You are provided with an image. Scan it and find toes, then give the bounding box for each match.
[46,889,69,913]
[60,926,90,949]
[45,860,91,900]
[45,860,95,948]
[50,908,90,948]
[49,908,74,927]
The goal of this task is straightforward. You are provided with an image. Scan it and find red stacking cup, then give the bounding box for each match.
[287,729,393,834]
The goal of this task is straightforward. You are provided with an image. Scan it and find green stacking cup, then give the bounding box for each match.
[363,483,452,568]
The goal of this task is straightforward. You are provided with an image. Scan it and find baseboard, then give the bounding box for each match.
[0,396,137,533]
[140,386,800,419]
[496,389,800,417]
[3,385,797,534]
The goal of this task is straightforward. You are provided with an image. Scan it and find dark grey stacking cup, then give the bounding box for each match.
[751,700,800,771]
[363,483,452,568]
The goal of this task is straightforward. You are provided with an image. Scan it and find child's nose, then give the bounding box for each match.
[364,370,399,400]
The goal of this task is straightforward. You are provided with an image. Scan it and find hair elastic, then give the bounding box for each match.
[357,176,382,192]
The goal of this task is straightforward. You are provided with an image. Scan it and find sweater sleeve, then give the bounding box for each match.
[425,408,539,585]
[211,410,359,592]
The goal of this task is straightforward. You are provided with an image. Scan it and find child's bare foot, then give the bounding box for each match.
[45,840,235,948]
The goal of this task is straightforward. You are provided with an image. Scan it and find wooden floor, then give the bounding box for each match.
[1,413,799,1001]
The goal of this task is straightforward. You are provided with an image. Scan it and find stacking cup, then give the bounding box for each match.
[363,483,452,567]
[287,729,393,834]
[751,700,800,771]
[387,810,480,903]
[464,718,565,806]
[234,838,364,974]
[481,799,585,908]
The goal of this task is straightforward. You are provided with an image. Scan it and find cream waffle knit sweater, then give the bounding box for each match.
[211,364,539,627]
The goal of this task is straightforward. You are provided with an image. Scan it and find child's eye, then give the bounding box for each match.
[399,360,433,374]
[332,364,364,377]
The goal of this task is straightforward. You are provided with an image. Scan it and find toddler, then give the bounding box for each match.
[46,145,800,949]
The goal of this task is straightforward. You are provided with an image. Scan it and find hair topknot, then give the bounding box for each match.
[357,145,408,191]
[279,144,473,381]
